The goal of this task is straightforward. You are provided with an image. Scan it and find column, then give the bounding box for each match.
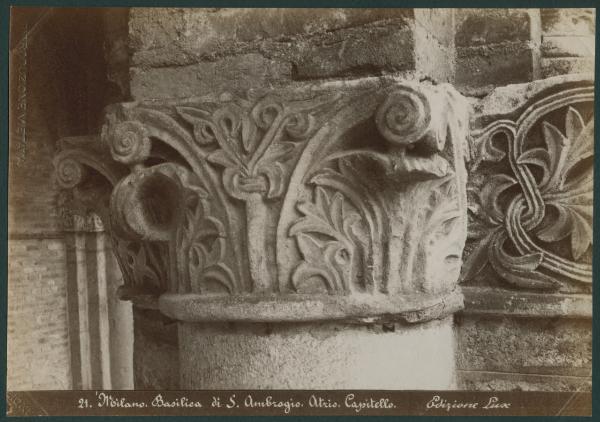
[55,78,470,389]
[62,208,133,389]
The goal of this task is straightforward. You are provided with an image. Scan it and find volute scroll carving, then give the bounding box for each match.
[54,79,470,324]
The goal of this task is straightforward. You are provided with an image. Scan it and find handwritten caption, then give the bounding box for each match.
[74,392,511,414]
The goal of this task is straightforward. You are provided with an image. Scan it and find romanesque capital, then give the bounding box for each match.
[54,79,470,324]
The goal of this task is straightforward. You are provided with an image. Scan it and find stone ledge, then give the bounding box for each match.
[460,287,592,319]
[8,231,66,240]
[541,35,595,58]
[458,369,592,392]
[470,73,594,126]
[158,289,463,324]
[541,57,595,78]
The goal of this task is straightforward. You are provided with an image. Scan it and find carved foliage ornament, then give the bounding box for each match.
[55,81,469,307]
[464,83,593,291]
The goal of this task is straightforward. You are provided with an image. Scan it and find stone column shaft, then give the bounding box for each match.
[63,212,133,389]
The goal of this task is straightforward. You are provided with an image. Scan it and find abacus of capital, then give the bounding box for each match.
[54,77,470,389]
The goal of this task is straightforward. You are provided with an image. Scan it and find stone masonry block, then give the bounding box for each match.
[456,42,535,95]
[129,8,415,68]
[541,57,595,78]
[128,8,456,99]
[455,316,592,377]
[541,8,595,36]
[455,8,534,46]
[292,25,416,80]
[454,9,541,94]
[541,35,595,58]
[130,54,292,100]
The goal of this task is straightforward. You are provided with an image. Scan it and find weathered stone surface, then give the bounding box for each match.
[538,9,595,80]
[461,287,592,319]
[456,42,536,95]
[56,78,470,325]
[541,35,595,58]
[180,317,456,389]
[455,9,535,46]
[159,290,464,324]
[456,316,592,376]
[413,9,455,83]
[541,8,595,36]
[541,57,595,78]
[458,370,591,392]
[128,8,415,68]
[291,25,416,80]
[415,8,455,47]
[127,8,456,99]
[454,9,541,95]
[132,308,179,389]
[56,76,470,389]
[130,54,293,100]
[456,313,592,392]
[128,8,454,69]
[470,73,593,118]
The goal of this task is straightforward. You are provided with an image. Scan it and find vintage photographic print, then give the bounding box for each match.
[5,5,595,417]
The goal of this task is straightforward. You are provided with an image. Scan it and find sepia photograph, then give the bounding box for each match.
[4,5,595,416]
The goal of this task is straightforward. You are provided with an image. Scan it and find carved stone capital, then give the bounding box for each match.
[55,78,470,324]
[463,75,594,294]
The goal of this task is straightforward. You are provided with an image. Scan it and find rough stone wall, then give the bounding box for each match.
[7,8,124,390]
[456,315,592,391]
[127,8,455,100]
[455,8,542,96]
[455,8,596,96]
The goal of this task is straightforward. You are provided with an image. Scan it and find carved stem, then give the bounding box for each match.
[246,192,271,292]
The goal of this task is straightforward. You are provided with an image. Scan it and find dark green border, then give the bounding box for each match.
[0,0,598,420]
[0,0,599,8]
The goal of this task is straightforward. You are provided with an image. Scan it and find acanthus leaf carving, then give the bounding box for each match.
[113,239,170,295]
[176,181,233,294]
[55,80,470,324]
[289,186,365,293]
[279,82,468,296]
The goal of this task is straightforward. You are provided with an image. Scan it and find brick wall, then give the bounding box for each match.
[7,239,71,389]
